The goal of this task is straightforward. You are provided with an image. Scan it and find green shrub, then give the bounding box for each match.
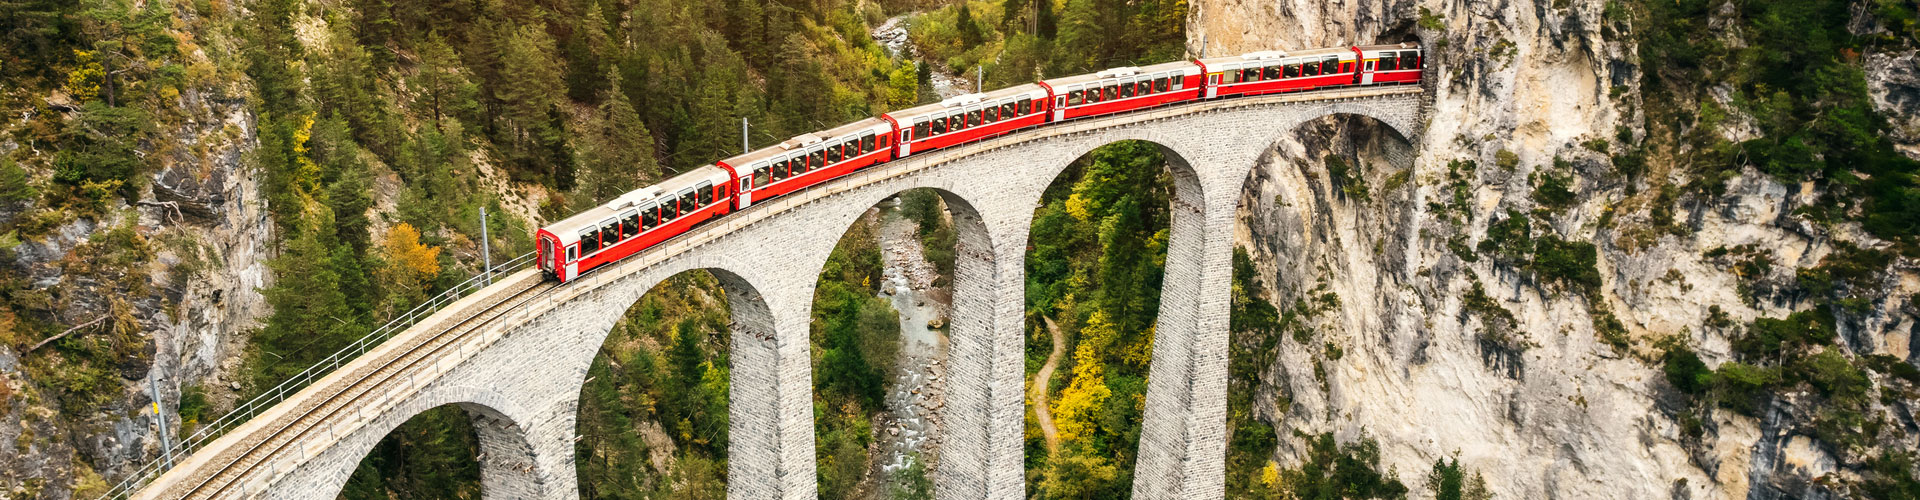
[1532,171,1576,210]
[1663,346,1712,394]
[1531,235,1601,293]
[1713,361,1781,415]
[0,156,36,203]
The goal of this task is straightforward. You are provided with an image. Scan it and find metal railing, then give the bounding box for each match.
[101,252,536,499]
[106,85,1422,499]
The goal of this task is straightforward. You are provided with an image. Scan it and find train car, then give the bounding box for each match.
[1197,46,1360,99]
[723,118,895,209]
[885,84,1050,158]
[1040,60,1203,121]
[537,165,735,282]
[1355,43,1424,85]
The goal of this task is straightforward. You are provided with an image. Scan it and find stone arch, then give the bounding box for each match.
[309,384,544,500]
[802,185,998,499]
[564,260,777,499]
[1010,134,1206,498]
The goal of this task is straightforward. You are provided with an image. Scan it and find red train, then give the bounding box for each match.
[537,44,1423,282]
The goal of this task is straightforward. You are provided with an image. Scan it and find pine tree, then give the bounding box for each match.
[956,1,983,49]
[253,226,356,390]
[574,69,659,210]
[564,2,614,102]
[494,23,567,180]
[0,155,37,203]
[412,32,480,130]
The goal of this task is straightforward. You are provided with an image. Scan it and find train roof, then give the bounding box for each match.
[884,83,1051,122]
[718,117,893,169]
[1039,59,1199,88]
[1357,42,1422,53]
[542,164,733,236]
[1196,46,1365,71]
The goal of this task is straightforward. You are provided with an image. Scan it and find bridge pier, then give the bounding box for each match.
[721,268,819,500]
[934,191,1026,500]
[1131,151,1245,500]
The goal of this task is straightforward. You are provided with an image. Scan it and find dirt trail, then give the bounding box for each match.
[1032,316,1065,452]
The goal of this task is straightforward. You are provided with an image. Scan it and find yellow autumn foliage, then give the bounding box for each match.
[379,223,442,310]
[65,50,104,102]
[1052,311,1120,442]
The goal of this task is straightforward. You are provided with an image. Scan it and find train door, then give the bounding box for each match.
[1206,73,1220,98]
[565,244,578,281]
[1361,59,1376,85]
[1053,95,1066,121]
[899,125,914,157]
[738,175,752,208]
[538,235,554,273]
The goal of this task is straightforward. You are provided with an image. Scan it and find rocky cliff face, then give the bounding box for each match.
[0,26,271,499]
[1201,0,1919,498]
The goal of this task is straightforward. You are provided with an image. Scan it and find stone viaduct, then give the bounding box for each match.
[131,86,1422,500]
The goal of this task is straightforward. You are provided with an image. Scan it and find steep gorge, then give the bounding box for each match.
[1206,0,1920,498]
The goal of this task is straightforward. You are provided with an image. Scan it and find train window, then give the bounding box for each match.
[1154,78,1169,92]
[1120,83,1135,98]
[679,190,697,213]
[845,139,858,157]
[1019,99,1032,115]
[1263,66,1279,80]
[754,166,770,185]
[1172,76,1184,89]
[642,204,658,230]
[621,211,638,239]
[698,182,714,206]
[1380,56,1397,71]
[862,134,876,152]
[945,115,959,131]
[1324,60,1339,74]
[809,150,824,168]
[1068,90,1083,105]
[567,246,576,262]
[963,110,977,127]
[601,223,618,248]
[1103,85,1118,100]
[1304,62,1320,76]
[914,121,930,138]
[1002,102,1016,117]
[771,160,787,181]
[931,117,947,134]
[984,106,998,123]
[1401,52,1419,69]
[826,145,841,164]
[1140,81,1153,95]
[580,231,598,253]
[1288,65,1303,78]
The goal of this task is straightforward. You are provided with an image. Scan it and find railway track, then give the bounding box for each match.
[166,276,557,500]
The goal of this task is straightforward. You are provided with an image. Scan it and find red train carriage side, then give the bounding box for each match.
[537,45,1425,283]
[536,165,734,282]
[1355,43,1424,85]
[885,84,1050,158]
[1041,60,1203,121]
[1197,47,1360,99]
[722,118,895,209]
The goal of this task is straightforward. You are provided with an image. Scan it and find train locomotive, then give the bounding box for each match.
[536,43,1423,283]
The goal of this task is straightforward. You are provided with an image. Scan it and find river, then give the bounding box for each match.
[866,197,952,494]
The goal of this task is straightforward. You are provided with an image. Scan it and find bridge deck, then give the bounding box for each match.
[132,85,1421,499]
